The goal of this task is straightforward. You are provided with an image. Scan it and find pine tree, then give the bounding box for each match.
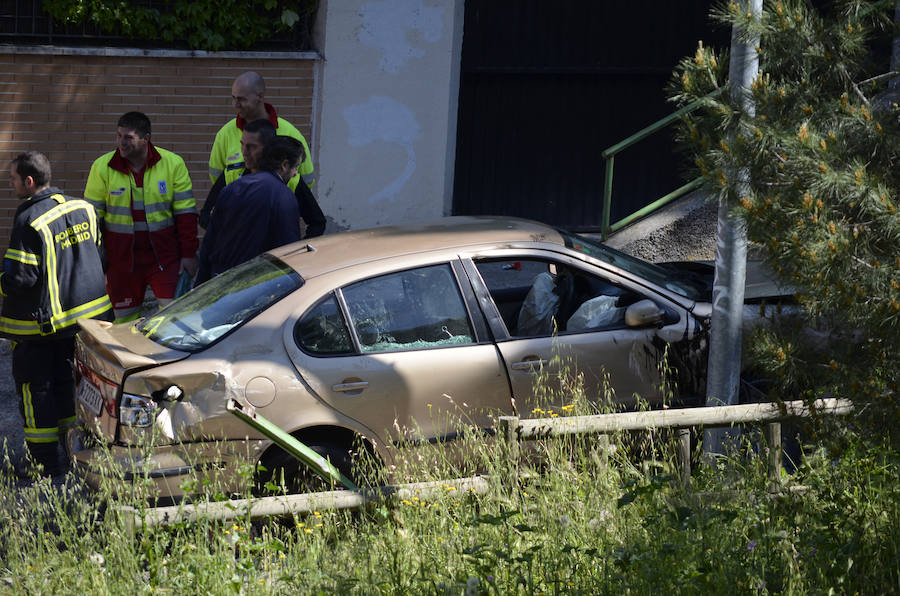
[669,0,899,424]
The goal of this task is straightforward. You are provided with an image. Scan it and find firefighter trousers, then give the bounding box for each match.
[12,337,76,473]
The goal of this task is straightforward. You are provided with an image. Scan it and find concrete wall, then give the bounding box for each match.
[313,0,465,229]
[0,48,317,241]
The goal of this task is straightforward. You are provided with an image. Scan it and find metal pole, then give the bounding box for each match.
[891,0,900,90]
[602,156,615,239]
[704,0,761,455]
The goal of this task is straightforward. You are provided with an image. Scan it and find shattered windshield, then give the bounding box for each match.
[137,254,303,352]
[559,230,703,300]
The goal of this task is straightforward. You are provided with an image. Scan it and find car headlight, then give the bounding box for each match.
[120,393,158,428]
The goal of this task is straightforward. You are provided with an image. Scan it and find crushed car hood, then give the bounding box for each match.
[660,260,795,304]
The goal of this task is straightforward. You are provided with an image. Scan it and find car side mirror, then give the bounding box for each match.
[625,299,665,328]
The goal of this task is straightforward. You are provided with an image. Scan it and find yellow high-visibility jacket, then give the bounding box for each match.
[209,103,314,191]
[84,143,198,272]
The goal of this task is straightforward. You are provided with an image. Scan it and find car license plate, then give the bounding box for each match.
[76,376,104,417]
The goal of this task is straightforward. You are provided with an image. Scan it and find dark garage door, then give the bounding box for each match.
[452,1,728,231]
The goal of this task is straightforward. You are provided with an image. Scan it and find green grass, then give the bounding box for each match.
[1,408,898,594]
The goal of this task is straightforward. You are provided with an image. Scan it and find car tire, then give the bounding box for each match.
[254,442,355,496]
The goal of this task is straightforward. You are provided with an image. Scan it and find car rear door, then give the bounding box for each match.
[287,261,513,447]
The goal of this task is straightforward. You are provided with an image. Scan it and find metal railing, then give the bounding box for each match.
[600,88,723,240]
[0,0,311,50]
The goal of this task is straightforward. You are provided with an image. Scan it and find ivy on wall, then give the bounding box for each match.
[41,0,317,51]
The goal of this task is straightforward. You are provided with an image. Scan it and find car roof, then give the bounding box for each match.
[269,216,567,279]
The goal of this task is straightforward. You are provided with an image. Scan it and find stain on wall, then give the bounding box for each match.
[359,0,445,74]
[344,96,421,203]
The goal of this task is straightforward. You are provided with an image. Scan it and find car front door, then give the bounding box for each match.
[464,253,704,412]
[287,262,513,447]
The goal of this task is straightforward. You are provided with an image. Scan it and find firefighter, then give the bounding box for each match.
[1,151,113,476]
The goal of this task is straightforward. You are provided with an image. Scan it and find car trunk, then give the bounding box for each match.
[74,319,189,443]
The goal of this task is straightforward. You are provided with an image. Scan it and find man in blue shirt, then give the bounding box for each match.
[196,136,303,284]
[200,118,326,238]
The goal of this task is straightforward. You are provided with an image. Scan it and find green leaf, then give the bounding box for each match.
[281,9,300,27]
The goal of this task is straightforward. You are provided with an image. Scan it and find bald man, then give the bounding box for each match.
[208,71,315,192]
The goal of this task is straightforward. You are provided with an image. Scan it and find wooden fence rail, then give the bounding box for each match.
[120,476,493,532]
[499,398,853,489]
[119,398,852,530]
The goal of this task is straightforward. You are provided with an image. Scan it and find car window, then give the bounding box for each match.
[557,230,704,300]
[341,264,475,353]
[295,295,353,355]
[139,254,303,352]
[475,258,659,337]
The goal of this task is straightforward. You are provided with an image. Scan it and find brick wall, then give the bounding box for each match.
[0,48,317,242]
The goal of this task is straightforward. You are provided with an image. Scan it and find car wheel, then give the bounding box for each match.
[254,442,355,496]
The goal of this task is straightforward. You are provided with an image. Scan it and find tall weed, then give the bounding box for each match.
[0,368,896,594]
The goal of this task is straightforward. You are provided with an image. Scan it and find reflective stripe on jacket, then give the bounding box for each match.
[0,188,113,339]
[208,103,315,190]
[84,144,198,272]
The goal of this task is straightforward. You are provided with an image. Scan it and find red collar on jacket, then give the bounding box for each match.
[236,103,279,130]
[107,141,162,175]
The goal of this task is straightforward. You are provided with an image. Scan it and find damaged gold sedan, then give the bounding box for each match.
[69,216,783,498]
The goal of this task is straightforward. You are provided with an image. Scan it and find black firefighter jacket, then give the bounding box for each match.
[0,187,113,340]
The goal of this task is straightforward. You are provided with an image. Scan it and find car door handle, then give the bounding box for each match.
[332,381,369,392]
[511,359,549,372]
